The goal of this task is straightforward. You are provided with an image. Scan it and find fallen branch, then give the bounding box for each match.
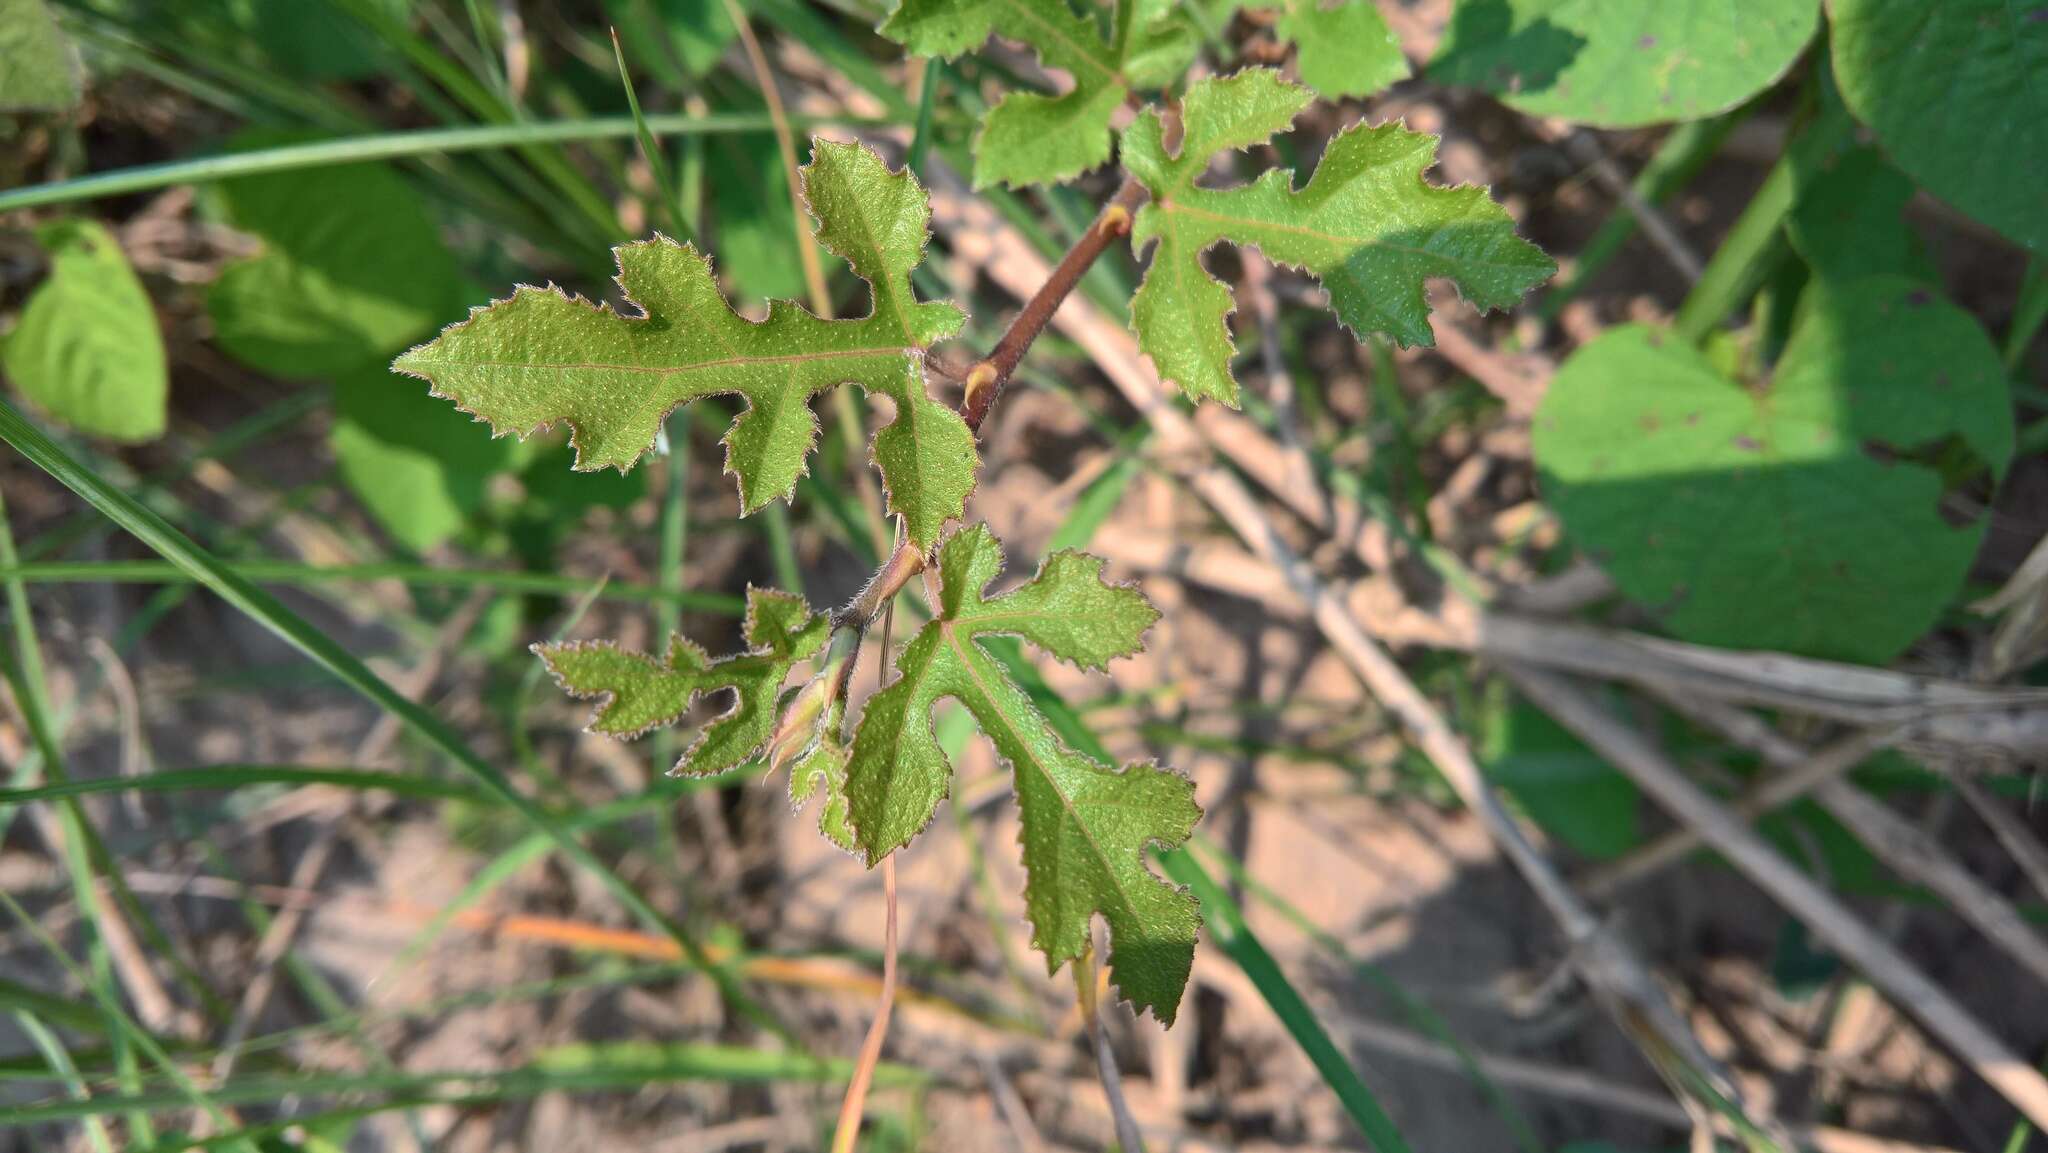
[1507,664,2048,1130]
[1656,693,2048,990]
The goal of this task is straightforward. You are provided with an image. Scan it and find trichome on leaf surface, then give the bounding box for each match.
[396,55,1549,1027]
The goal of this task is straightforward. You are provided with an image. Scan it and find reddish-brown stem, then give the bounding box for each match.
[830,853,899,1153]
[834,178,1148,635]
[962,178,1146,434]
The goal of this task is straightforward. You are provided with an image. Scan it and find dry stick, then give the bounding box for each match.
[1468,614,2048,755]
[1323,1013,1962,1153]
[1507,664,2048,1130]
[977,1048,1049,1153]
[1656,692,2048,990]
[830,853,899,1153]
[1240,252,1331,528]
[1581,725,1906,901]
[1534,123,1705,283]
[1955,777,2048,906]
[926,179,1771,1135]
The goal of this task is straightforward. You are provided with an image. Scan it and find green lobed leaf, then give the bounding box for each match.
[395,139,976,547]
[1429,0,1820,127]
[788,699,857,853]
[2,220,167,444]
[878,0,1199,187]
[210,143,465,379]
[1252,0,1410,100]
[844,524,1200,1022]
[536,587,828,775]
[1828,0,2047,253]
[1534,276,2014,665]
[1124,68,1554,405]
[1786,144,1935,285]
[0,0,79,111]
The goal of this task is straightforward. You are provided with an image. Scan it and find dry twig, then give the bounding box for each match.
[1507,664,2048,1129]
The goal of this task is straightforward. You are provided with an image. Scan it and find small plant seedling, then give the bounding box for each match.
[3,0,2044,1146]
[396,61,1551,1032]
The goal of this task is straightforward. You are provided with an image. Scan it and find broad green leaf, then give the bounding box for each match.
[537,587,828,775]
[235,0,408,82]
[845,524,1200,1022]
[1534,276,2013,664]
[2,220,167,443]
[1430,0,1819,127]
[210,145,464,379]
[1829,0,2047,253]
[395,139,976,547]
[879,0,1199,187]
[0,0,79,110]
[1124,68,1554,405]
[1252,0,1409,99]
[1479,693,1637,860]
[331,370,515,553]
[1787,145,1935,285]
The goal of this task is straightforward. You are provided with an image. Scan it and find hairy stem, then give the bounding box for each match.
[1076,936,1147,1153]
[833,179,1148,639]
[964,179,1144,433]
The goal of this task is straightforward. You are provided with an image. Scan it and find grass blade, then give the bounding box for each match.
[0,1041,925,1128]
[1158,850,1414,1153]
[0,765,488,807]
[0,399,783,1038]
[0,559,743,612]
[0,112,889,213]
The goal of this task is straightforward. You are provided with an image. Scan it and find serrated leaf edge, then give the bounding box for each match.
[843,527,1160,861]
[532,583,823,775]
[1007,752,1202,1024]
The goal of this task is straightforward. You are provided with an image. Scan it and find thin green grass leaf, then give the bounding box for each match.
[0,559,742,612]
[12,1012,115,1153]
[0,113,894,213]
[0,1041,925,1128]
[1159,850,1414,1152]
[0,765,488,807]
[0,398,784,1039]
[611,27,689,239]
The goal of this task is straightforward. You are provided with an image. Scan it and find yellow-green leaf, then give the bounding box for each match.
[395,139,976,547]
[845,524,1200,1023]
[537,588,828,775]
[1124,69,1555,405]
[3,220,166,443]
[879,0,1199,187]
